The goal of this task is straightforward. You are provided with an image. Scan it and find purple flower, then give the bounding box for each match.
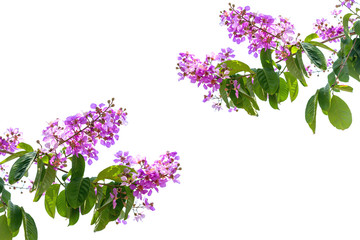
[110,188,118,209]
[41,102,128,168]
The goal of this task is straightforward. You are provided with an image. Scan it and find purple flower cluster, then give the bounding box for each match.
[313,18,344,43]
[0,128,22,156]
[177,48,234,102]
[113,151,181,221]
[220,5,297,59]
[41,101,127,168]
[340,0,355,8]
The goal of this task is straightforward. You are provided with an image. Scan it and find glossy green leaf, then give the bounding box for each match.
[308,41,336,53]
[295,50,308,78]
[0,151,27,165]
[277,77,289,103]
[66,177,91,209]
[269,94,279,110]
[333,58,350,82]
[0,178,4,194]
[81,186,96,215]
[260,49,279,94]
[94,206,110,232]
[69,208,80,226]
[124,187,134,220]
[8,152,36,184]
[304,33,319,42]
[17,143,34,153]
[12,229,19,238]
[284,72,298,102]
[7,201,22,233]
[45,184,60,218]
[33,165,56,202]
[343,13,353,39]
[0,214,12,240]
[108,198,124,221]
[31,158,45,193]
[56,190,70,218]
[328,72,336,86]
[348,57,360,81]
[95,165,135,183]
[354,20,360,36]
[328,95,352,130]
[301,42,327,70]
[253,69,268,101]
[71,154,85,180]
[222,60,254,75]
[305,91,319,134]
[333,85,353,92]
[21,208,37,240]
[318,84,331,114]
[219,79,230,108]
[1,189,11,205]
[286,56,307,86]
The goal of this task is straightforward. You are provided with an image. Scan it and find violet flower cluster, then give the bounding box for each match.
[177,48,235,104]
[220,5,298,59]
[41,100,127,168]
[313,13,344,43]
[0,128,22,156]
[112,150,181,222]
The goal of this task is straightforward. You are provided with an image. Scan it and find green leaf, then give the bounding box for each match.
[0,178,4,194]
[7,201,22,233]
[260,49,279,94]
[301,42,327,70]
[277,77,289,103]
[286,56,307,86]
[253,69,268,101]
[304,33,319,42]
[66,177,91,209]
[269,94,279,110]
[81,185,96,215]
[333,85,353,92]
[348,57,360,81]
[95,165,135,183]
[308,41,336,53]
[295,50,308,78]
[0,214,12,240]
[318,84,331,114]
[333,58,350,82]
[328,72,336,86]
[219,79,230,108]
[33,165,56,202]
[12,229,19,238]
[343,13,353,39]
[44,184,60,218]
[328,95,352,130]
[56,190,70,218]
[124,187,134,220]
[71,154,85,180]
[284,72,298,102]
[1,189,11,205]
[0,151,27,165]
[94,206,110,232]
[17,143,34,153]
[222,60,254,75]
[305,91,319,134]
[108,198,124,221]
[354,20,360,36]
[69,208,80,226]
[8,152,37,184]
[31,158,45,193]
[21,208,38,240]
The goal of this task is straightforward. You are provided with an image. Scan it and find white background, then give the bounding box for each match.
[1,0,360,239]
